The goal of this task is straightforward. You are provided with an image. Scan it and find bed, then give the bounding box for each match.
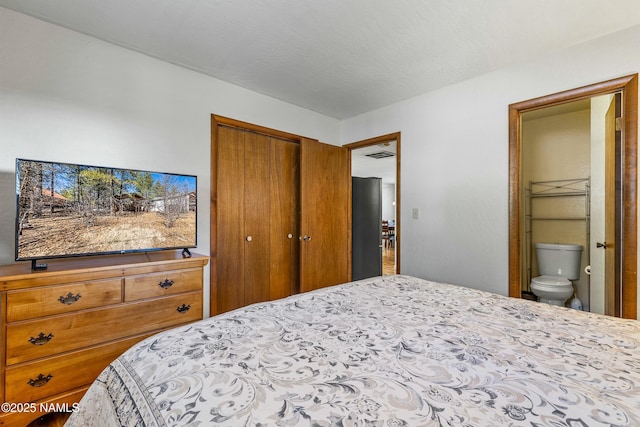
[66,275,640,426]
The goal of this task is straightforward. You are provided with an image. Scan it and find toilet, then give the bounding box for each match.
[530,243,583,306]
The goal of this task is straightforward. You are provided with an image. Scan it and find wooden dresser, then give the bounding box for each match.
[0,251,208,426]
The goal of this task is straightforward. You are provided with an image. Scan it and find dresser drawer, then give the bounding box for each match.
[6,278,122,322]
[4,335,148,403]
[6,292,202,365]
[124,268,202,301]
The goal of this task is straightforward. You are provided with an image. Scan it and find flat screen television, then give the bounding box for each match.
[15,158,197,269]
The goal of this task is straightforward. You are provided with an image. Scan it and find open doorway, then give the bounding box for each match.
[508,75,637,319]
[346,132,401,276]
[520,96,613,313]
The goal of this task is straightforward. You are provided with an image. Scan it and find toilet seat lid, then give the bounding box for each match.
[531,275,571,286]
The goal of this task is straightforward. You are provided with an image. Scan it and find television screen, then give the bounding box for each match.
[15,158,197,262]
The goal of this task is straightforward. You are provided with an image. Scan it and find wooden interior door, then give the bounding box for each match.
[243,131,271,306]
[269,138,300,300]
[216,127,274,312]
[300,138,350,292]
[216,125,246,312]
[213,116,352,313]
[604,95,619,316]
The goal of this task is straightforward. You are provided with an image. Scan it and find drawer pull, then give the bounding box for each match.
[29,332,54,346]
[27,374,53,388]
[159,279,175,289]
[176,304,191,314]
[58,292,81,305]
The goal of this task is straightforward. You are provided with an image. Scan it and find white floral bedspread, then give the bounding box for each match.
[66,275,640,426]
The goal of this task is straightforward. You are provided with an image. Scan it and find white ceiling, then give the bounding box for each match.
[352,140,397,184]
[2,0,640,119]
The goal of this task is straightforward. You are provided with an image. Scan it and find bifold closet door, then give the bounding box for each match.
[214,119,350,314]
[269,139,300,300]
[299,139,350,293]
[216,127,271,312]
[216,126,299,313]
[216,125,246,313]
[242,131,271,306]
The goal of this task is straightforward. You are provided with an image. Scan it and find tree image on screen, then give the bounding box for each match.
[16,160,197,260]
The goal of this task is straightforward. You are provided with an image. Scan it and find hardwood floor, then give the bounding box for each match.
[383,245,396,275]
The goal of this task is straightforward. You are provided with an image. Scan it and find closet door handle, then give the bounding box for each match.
[302,235,312,242]
[287,234,293,239]
[246,236,253,242]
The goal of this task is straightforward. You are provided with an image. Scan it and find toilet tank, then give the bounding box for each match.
[535,243,583,280]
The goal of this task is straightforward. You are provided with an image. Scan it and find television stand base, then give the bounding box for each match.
[181,248,192,258]
[31,260,48,271]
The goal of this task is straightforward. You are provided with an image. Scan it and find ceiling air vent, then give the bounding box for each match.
[365,151,395,159]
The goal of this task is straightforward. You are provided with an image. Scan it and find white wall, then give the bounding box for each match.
[382,183,396,222]
[0,8,341,317]
[342,25,640,309]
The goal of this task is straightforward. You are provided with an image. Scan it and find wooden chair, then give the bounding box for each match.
[387,225,395,248]
[382,221,390,248]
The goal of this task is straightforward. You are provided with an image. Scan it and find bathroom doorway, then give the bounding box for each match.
[508,75,637,319]
[346,132,401,275]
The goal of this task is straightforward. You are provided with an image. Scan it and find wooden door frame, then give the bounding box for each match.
[345,132,401,274]
[508,74,638,319]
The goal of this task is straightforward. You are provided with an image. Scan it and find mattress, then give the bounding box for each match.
[65,275,640,426]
